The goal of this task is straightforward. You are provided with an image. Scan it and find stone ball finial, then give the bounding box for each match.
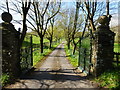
[97,15,109,25]
[1,12,12,23]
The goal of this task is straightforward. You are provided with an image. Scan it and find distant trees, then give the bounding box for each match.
[72,1,82,54]
[45,2,60,49]
[58,9,74,49]
[64,10,74,49]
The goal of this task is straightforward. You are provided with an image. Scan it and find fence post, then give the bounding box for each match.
[25,48,28,67]
[116,54,119,66]
[30,35,33,66]
[89,35,92,75]
[83,48,86,71]
[78,37,81,67]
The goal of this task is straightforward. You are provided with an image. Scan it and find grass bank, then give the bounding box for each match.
[64,44,78,67]
[94,67,120,89]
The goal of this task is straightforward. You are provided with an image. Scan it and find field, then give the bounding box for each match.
[114,43,120,53]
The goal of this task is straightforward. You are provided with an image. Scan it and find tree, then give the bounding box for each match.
[19,0,31,47]
[45,2,59,49]
[0,0,31,47]
[84,0,97,32]
[72,1,83,54]
[6,0,9,13]
[59,8,74,49]
[31,0,61,53]
[106,0,109,15]
[54,26,64,42]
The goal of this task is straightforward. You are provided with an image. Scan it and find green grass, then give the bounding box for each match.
[21,35,60,66]
[65,37,90,68]
[33,40,61,66]
[94,68,120,89]
[65,44,78,67]
[78,37,90,49]
[65,39,120,89]
[33,48,51,66]
[114,43,120,53]
[32,36,40,44]
[0,73,10,87]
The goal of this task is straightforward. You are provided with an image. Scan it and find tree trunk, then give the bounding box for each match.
[106,0,109,15]
[67,41,70,49]
[20,23,27,47]
[89,18,96,31]
[50,38,52,49]
[40,36,44,53]
[73,44,77,55]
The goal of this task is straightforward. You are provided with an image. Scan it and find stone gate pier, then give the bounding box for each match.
[91,15,115,77]
[0,12,21,77]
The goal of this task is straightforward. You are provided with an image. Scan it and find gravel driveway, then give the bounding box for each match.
[4,43,99,89]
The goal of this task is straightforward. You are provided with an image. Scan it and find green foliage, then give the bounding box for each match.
[65,44,78,67]
[32,36,40,44]
[33,42,61,65]
[114,43,120,53]
[81,38,90,49]
[0,73,10,87]
[22,35,61,66]
[95,69,120,89]
[33,48,51,66]
[65,37,90,67]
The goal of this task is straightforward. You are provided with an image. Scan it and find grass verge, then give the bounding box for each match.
[0,74,10,87]
[94,67,120,89]
[64,44,78,67]
[33,42,60,66]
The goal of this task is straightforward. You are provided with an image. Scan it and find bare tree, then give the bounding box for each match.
[106,0,109,15]
[6,0,9,13]
[84,0,97,32]
[60,8,74,49]
[72,1,82,54]
[46,2,60,49]
[19,0,31,47]
[31,0,61,53]
[65,11,74,49]
[0,0,31,47]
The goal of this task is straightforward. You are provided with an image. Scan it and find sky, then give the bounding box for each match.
[0,0,119,32]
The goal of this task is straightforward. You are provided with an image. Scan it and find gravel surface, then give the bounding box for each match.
[4,43,99,89]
